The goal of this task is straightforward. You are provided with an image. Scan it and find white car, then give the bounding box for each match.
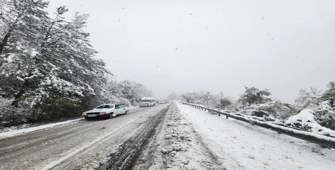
[82,104,129,120]
[139,97,157,107]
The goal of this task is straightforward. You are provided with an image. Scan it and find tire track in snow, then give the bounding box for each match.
[40,117,141,170]
[96,106,169,170]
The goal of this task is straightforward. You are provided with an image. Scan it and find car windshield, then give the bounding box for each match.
[96,105,113,109]
[115,104,123,109]
[141,100,154,102]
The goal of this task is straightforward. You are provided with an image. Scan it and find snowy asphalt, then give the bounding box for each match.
[1,102,335,170]
[0,104,169,170]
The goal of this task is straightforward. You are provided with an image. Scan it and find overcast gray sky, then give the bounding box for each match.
[49,0,335,102]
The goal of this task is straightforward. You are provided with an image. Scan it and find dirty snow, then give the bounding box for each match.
[177,102,335,170]
[134,103,222,170]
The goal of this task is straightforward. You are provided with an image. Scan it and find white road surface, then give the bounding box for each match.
[177,103,335,170]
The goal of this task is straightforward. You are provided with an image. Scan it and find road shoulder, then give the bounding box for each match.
[177,102,335,170]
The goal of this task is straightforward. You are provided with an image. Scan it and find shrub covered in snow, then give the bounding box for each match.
[292,82,335,131]
[314,101,335,130]
[235,101,297,123]
[285,108,335,137]
[294,88,321,109]
[254,101,297,120]
[233,87,296,121]
[238,87,272,106]
[31,94,82,122]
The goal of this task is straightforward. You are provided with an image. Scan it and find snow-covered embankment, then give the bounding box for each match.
[178,102,335,170]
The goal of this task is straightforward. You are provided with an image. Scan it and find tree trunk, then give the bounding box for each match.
[11,86,26,107]
[11,72,33,107]
[0,31,11,55]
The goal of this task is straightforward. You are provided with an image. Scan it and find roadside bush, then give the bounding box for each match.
[0,106,29,127]
[314,102,335,130]
[31,95,83,123]
[256,101,297,120]
[238,87,272,106]
[251,110,269,117]
[285,108,335,137]
[0,97,30,127]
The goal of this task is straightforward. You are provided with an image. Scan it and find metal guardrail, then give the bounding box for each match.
[183,102,335,148]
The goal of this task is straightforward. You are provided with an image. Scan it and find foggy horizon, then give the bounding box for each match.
[48,0,335,102]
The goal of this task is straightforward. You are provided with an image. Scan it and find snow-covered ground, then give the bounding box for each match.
[133,103,222,169]
[186,102,335,145]
[177,102,335,170]
[0,118,81,140]
[285,108,335,137]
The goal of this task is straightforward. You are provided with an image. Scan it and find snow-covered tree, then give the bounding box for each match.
[104,79,153,105]
[0,0,49,56]
[0,0,49,100]
[180,92,197,103]
[116,80,152,104]
[288,83,335,130]
[0,1,109,124]
[218,97,232,109]
[180,91,220,108]
[322,82,335,107]
[295,88,321,109]
[238,87,272,106]
[314,101,335,130]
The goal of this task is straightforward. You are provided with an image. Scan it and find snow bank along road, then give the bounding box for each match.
[177,103,335,170]
[0,104,169,170]
[133,103,223,169]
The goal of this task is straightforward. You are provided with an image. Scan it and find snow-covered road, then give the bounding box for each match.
[0,104,169,170]
[177,103,335,170]
[2,102,335,170]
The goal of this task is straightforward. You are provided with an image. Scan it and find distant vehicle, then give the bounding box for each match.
[82,103,129,120]
[139,97,157,107]
[158,100,169,104]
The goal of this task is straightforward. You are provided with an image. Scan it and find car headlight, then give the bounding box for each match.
[82,112,87,116]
